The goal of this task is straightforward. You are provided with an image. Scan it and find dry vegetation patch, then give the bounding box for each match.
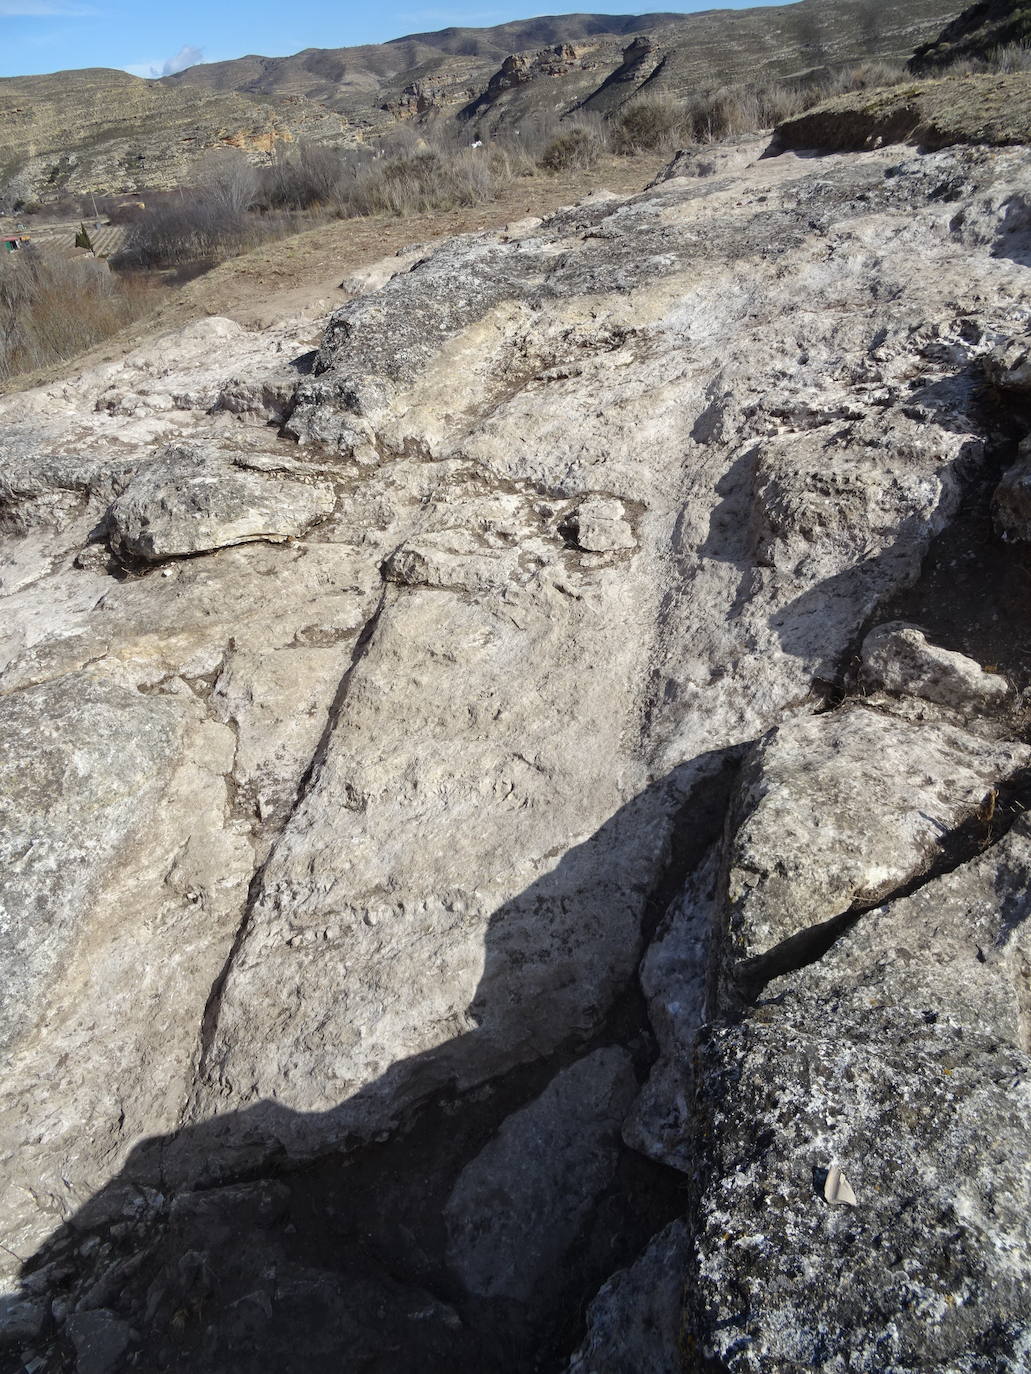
[0,248,162,382]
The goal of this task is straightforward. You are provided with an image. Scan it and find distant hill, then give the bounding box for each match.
[168,2,963,125]
[910,0,1031,71]
[0,68,345,211]
[0,1,965,205]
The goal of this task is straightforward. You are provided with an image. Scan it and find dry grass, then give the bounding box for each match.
[539,124,606,172]
[342,145,520,215]
[610,61,912,152]
[0,248,163,382]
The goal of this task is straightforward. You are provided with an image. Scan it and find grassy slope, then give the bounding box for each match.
[773,70,1031,150]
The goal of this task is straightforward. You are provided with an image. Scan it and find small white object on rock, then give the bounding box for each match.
[824,1164,858,1207]
[830,1165,857,1209]
[861,622,1010,712]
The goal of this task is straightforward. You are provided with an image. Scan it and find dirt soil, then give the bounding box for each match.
[0,156,665,397]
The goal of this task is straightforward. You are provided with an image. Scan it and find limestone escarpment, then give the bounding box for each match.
[0,67,348,206]
[2,134,1031,1371]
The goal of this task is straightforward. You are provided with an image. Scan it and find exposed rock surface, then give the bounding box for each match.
[994,440,1031,539]
[568,1219,692,1374]
[724,704,1028,975]
[861,620,1012,708]
[446,1049,637,1301]
[107,443,334,560]
[688,813,1031,1373]
[2,131,1031,1372]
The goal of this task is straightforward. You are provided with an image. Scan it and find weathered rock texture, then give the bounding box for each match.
[861,620,1012,709]
[2,129,1031,1372]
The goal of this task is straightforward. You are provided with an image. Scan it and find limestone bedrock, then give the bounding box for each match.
[2,135,1031,1371]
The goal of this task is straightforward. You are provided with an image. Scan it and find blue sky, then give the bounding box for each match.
[0,1,779,78]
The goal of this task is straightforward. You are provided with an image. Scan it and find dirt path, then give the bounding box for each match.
[1,156,665,396]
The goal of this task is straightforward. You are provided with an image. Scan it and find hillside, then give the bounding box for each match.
[0,0,963,204]
[911,0,1031,70]
[0,67,347,209]
[169,1,962,124]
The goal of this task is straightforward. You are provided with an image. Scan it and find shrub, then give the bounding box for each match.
[539,124,604,172]
[611,99,687,153]
[0,247,162,382]
[340,144,513,216]
[112,198,286,271]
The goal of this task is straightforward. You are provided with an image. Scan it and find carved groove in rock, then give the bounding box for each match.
[2,130,1031,1372]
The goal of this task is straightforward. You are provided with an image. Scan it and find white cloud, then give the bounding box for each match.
[123,43,202,78]
[0,1,96,13]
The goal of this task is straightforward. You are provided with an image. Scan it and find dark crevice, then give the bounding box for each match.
[11,750,743,1373]
[193,583,390,1083]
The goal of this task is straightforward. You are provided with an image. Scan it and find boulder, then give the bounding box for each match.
[566,496,637,553]
[108,443,334,560]
[725,704,1029,974]
[994,444,1031,540]
[568,1220,691,1374]
[861,620,1011,709]
[689,817,1031,1372]
[445,1049,637,1302]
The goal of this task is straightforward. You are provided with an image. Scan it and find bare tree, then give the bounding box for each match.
[195,148,259,217]
[260,140,347,209]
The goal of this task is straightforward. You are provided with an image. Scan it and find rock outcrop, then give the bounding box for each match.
[0,68,348,206]
[2,129,1031,1372]
[772,71,1031,154]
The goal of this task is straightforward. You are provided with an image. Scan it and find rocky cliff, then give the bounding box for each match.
[0,69,348,209]
[1,118,1031,1372]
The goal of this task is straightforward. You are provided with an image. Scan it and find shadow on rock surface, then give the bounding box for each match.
[1,763,736,1374]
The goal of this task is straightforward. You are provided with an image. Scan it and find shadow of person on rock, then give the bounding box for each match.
[1,757,737,1374]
